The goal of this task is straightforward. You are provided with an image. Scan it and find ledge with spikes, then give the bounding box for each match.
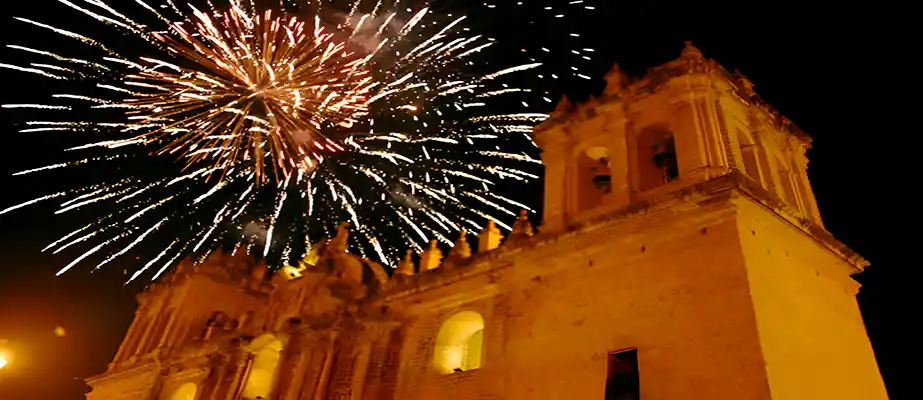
[381,210,538,294]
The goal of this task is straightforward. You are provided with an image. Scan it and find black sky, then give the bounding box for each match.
[0,1,915,399]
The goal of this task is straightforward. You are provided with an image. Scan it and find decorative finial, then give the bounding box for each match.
[395,249,416,276]
[733,69,755,96]
[511,210,534,237]
[250,262,268,284]
[420,240,443,271]
[447,230,472,260]
[478,220,504,253]
[553,94,572,114]
[328,222,350,252]
[603,63,628,95]
[681,41,703,59]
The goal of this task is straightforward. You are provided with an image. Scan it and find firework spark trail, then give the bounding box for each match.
[262,174,291,256]
[0,0,580,279]
[94,217,169,270]
[7,45,111,71]
[0,193,68,214]
[0,62,64,79]
[55,233,129,276]
[42,225,92,252]
[2,104,71,109]
[14,17,118,55]
[128,238,179,282]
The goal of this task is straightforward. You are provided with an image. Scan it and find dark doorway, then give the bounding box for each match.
[605,349,640,400]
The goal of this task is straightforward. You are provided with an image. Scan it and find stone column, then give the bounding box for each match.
[144,361,168,400]
[713,98,739,173]
[791,143,824,226]
[670,98,710,181]
[134,304,164,356]
[195,352,231,400]
[154,308,179,351]
[323,331,356,400]
[535,127,571,232]
[213,349,253,400]
[344,326,381,400]
[704,95,731,174]
[360,323,402,400]
[604,116,631,209]
[292,331,330,400]
[274,329,310,400]
[111,308,145,365]
[301,330,339,400]
[753,131,777,192]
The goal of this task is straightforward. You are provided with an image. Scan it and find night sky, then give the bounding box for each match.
[0,1,914,399]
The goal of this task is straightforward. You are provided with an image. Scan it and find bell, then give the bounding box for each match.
[591,156,612,193]
[653,151,675,169]
[593,173,612,193]
[653,152,679,182]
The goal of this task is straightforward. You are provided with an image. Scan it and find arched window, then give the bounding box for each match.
[242,334,285,399]
[433,311,485,374]
[170,382,198,400]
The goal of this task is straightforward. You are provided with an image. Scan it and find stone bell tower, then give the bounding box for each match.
[533,42,888,399]
[536,42,823,233]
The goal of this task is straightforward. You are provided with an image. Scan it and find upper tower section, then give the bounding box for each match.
[535,42,822,232]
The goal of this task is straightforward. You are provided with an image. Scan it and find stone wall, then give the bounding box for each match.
[736,197,888,399]
[388,192,774,400]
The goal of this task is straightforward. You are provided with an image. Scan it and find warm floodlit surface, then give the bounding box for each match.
[434,311,485,374]
[0,349,9,370]
[170,383,197,400]
[243,334,285,398]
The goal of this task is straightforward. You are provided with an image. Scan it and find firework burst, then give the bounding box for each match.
[136,7,375,181]
[0,0,595,280]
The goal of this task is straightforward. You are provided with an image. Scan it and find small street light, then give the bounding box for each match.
[0,340,11,371]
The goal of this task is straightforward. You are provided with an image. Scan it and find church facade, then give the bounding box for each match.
[85,43,889,400]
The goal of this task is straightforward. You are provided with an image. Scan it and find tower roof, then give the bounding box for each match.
[536,42,812,144]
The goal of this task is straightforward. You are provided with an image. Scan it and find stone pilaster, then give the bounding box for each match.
[346,331,375,400]
[324,332,357,400]
[212,350,252,400]
[111,308,145,367]
[194,351,231,400]
[275,329,311,400]
[360,323,402,400]
[299,330,339,400]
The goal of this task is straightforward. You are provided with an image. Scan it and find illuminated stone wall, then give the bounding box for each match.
[85,43,888,400]
[737,197,888,399]
[389,186,766,399]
